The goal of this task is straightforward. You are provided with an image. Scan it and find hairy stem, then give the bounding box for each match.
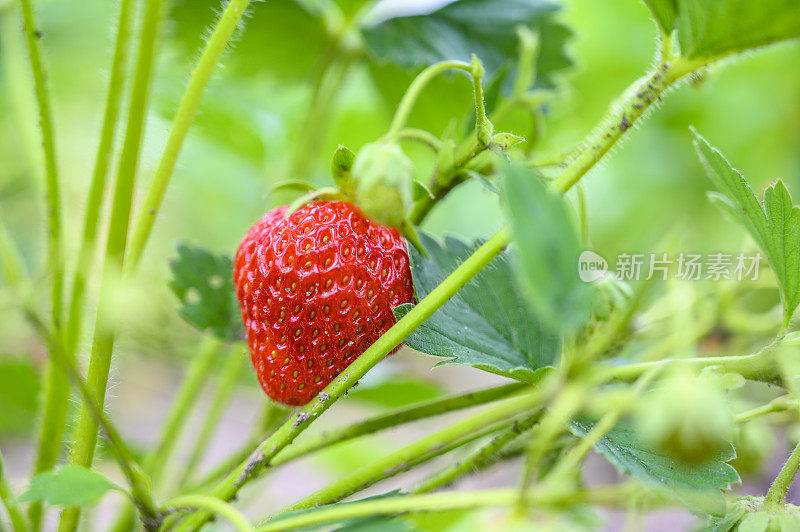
[551,58,700,194]
[18,0,67,528]
[59,0,165,529]
[172,227,513,531]
[766,442,800,505]
[125,0,252,269]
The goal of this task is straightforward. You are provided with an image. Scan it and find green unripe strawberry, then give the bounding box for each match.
[634,373,734,464]
[351,141,415,228]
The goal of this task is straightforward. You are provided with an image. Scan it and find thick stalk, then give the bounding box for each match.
[18,1,66,529]
[110,338,222,532]
[172,227,513,531]
[765,442,800,505]
[59,0,165,529]
[124,0,252,269]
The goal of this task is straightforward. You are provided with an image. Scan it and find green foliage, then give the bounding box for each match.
[168,244,242,341]
[0,356,40,435]
[18,466,120,506]
[503,162,592,334]
[693,130,800,327]
[642,0,800,59]
[570,419,740,516]
[394,233,559,383]
[361,0,572,88]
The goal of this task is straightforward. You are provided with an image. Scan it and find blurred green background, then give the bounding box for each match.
[0,0,798,526]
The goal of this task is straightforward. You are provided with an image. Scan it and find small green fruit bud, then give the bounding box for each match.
[634,373,734,464]
[352,141,415,228]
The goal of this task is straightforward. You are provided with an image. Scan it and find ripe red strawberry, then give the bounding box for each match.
[234,201,414,405]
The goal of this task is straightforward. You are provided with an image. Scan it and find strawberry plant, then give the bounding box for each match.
[0,0,799,531]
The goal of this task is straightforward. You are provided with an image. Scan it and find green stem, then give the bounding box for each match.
[271,382,525,468]
[384,60,473,141]
[64,0,138,369]
[125,0,252,270]
[177,346,245,488]
[172,227,513,532]
[397,128,443,152]
[162,496,251,532]
[279,399,536,513]
[18,1,67,529]
[551,58,699,194]
[24,310,158,528]
[765,441,800,505]
[0,450,28,532]
[59,0,165,530]
[257,487,644,532]
[413,411,540,494]
[735,396,795,424]
[110,338,222,532]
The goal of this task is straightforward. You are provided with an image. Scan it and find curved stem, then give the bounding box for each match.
[735,395,795,424]
[272,382,525,467]
[397,128,443,151]
[766,442,800,505]
[125,0,252,270]
[384,60,472,141]
[162,496,251,532]
[59,0,165,529]
[0,450,28,532]
[172,227,513,531]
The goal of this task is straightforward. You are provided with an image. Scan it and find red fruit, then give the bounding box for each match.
[234,201,414,405]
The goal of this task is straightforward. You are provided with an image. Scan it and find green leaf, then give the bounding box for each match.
[503,162,592,334]
[395,233,559,383]
[693,130,800,326]
[362,0,573,89]
[17,465,120,506]
[643,0,678,35]
[0,356,40,435]
[676,0,800,60]
[570,419,739,517]
[168,244,242,341]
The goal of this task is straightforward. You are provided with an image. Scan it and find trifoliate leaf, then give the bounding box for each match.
[694,129,800,327]
[168,244,242,341]
[394,233,559,382]
[18,466,121,507]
